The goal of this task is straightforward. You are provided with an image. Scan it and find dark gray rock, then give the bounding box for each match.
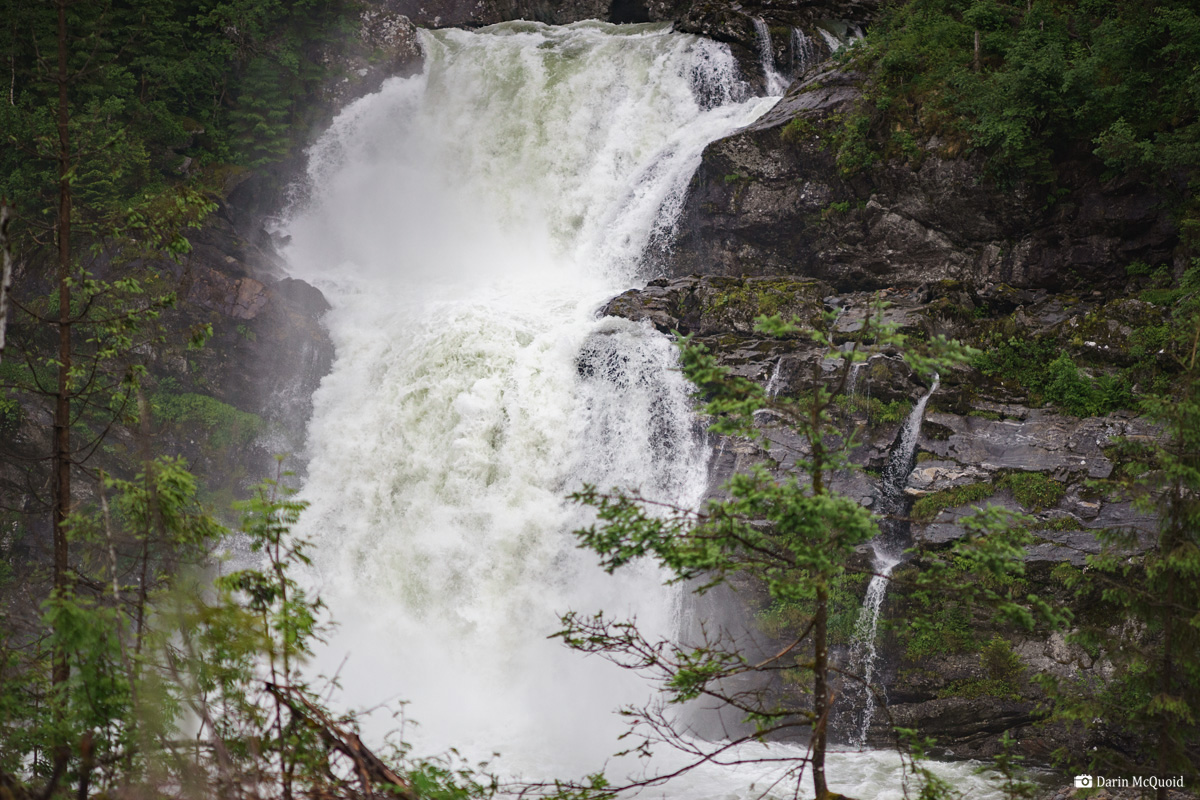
[317,8,424,110]
[665,67,1180,291]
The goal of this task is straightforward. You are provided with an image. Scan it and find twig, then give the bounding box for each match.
[0,202,13,363]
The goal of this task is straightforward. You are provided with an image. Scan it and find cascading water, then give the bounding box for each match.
[751,18,788,96]
[846,361,866,398]
[283,21,1007,799]
[765,358,786,398]
[283,22,766,773]
[816,20,864,54]
[841,373,940,746]
[791,28,819,76]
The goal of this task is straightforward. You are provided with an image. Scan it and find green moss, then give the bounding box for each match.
[910,481,996,523]
[937,676,1021,700]
[1033,516,1081,532]
[972,336,1133,416]
[904,606,974,660]
[151,391,263,450]
[1050,562,1085,589]
[835,393,913,426]
[829,111,879,175]
[758,572,868,646]
[1000,472,1065,512]
[706,278,819,320]
[935,637,1025,700]
[0,395,19,435]
[780,116,816,145]
[910,472,1064,522]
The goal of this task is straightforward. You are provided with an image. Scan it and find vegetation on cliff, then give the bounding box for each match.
[843,0,1198,222]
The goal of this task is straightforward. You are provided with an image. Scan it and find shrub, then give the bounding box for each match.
[1001,472,1065,511]
[910,481,996,523]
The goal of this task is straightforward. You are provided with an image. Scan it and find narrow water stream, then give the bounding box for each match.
[842,374,940,746]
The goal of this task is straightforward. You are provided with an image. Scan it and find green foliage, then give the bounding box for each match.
[910,481,995,522]
[835,392,913,425]
[910,505,1071,650]
[0,0,353,235]
[999,472,1064,511]
[780,116,816,144]
[831,111,880,175]
[850,0,1200,210]
[1043,337,1200,783]
[704,279,819,320]
[980,635,1022,681]
[0,456,226,788]
[903,605,975,660]
[973,335,1133,415]
[2,460,487,798]
[151,390,264,449]
[757,572,869,646]
[0,394,18,434]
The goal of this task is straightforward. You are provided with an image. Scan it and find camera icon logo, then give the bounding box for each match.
[1074,775,1094,788]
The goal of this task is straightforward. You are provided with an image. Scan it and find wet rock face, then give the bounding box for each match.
[317,7,423,110]
[179,216,332,433]
[602,275,1167,761]
[665,67,1180,291]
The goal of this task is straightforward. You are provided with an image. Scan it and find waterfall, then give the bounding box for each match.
[842,373,940,747]
[816,20,865,53]
[284,19,774,774]
[846,361,866,398]
[751,17,788,96]
[281,21,1010,798]
[882,373,940,504]
[791,28,818,76]
[817,26,844,53]
[765,358,786,398]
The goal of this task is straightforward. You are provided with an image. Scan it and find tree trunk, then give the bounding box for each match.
[52,0,73,779]
[812,584,830,800]
[0,203,12,361]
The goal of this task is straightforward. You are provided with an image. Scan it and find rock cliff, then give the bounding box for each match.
[665,67,1181,290]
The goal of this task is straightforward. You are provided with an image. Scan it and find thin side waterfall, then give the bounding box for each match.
[841,373,940,747]
[765,358,786,398]
[751,17,788,95]
[817,27,843,53]
[816,20,865,53]
[846,361,866,398]
[791,28,818,76]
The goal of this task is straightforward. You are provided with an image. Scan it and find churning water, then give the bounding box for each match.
[282,21,1006,798]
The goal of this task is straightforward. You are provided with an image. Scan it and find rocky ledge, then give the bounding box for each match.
[602,273,1168,760]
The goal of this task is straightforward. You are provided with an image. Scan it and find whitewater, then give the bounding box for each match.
[281,20,1011,799]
